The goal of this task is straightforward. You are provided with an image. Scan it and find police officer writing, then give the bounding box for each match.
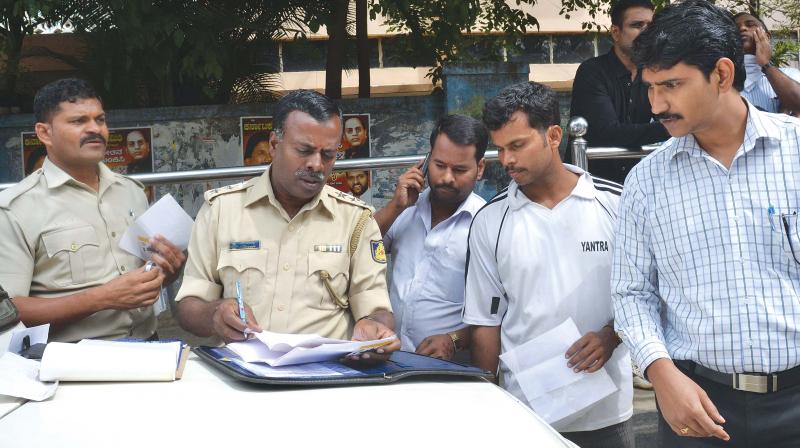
[0,78,186,342]
[175,90,400,359]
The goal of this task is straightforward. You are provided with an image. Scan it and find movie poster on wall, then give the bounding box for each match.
[20,127,154,176]
[241,116,273,166]
[240,113,373,204]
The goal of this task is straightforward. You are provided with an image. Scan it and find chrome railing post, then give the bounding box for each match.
[568,116,589,170]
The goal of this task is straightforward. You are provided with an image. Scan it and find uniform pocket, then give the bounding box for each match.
[41,225,100,286]
[216,249,268,300]
[308,252,350,309]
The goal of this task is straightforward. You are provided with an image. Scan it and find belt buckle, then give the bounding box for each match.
[733,373,773,393]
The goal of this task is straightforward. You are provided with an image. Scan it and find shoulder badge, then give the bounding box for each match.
[204,180,251,203]
[0,171,43,209]
[370,239,387,263]
[327,186,372,211]
[119,174,146,190]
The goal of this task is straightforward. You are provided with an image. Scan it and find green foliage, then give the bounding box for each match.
[772,38,800,67]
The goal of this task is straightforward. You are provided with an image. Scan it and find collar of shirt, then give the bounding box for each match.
[743,54,764,92]
[415,187,484,231]
[42,157,120,195]
[604,49,632,80]
[669,99,782,162]
[244,166,335,221]
[506,163,597,211]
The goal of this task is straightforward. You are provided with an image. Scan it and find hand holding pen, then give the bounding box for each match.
[211,280,262,342]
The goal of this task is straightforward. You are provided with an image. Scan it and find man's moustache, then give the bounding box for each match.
[294,170,325,181]
[80,134,107,145]
[654,113,683,121]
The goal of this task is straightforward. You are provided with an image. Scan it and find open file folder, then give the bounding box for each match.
[195,347,494,386]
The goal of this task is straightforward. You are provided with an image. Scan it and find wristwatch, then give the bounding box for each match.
[762,61,774,74]
[447,331,460,351]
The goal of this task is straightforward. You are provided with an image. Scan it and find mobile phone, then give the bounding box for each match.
[420,152,431,180]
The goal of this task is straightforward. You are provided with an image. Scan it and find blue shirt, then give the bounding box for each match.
[384,188,485,350]
[612,101,800,374]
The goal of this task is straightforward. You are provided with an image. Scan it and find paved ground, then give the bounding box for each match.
[159,311,660,445]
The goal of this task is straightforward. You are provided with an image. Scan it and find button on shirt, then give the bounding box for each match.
[612,101,800,375]
[384,188,485,350]
[742,54,800,113]
[176,167,392,342]
[0,158,153,342]
[463,165,633,433]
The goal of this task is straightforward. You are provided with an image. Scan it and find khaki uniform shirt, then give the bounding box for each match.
[0,158,154,342]
[176,168,391,340]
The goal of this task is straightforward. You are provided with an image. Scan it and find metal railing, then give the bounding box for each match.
[0,119,657,190]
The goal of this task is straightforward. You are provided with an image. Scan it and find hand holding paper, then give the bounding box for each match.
[119,194,194,261]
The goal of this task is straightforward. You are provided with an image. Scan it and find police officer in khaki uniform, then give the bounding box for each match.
[0,78,186,342]
[176,90,400,357]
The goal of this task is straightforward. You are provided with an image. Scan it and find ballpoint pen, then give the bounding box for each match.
[235,280,249,339]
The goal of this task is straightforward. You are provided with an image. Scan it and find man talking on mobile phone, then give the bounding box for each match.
[374,115,487,361]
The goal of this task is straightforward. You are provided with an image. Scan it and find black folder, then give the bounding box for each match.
[194,346,494,386]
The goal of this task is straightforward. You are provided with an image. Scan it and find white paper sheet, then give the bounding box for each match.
[499,319,618,425]
[0,353,58,401]
[227,331,397,366]
[119,193,194,260]
[39,341,181,381]
[8,324,49,355]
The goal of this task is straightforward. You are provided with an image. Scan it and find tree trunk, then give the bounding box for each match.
[356,0,370,98]
[325,0,349,99]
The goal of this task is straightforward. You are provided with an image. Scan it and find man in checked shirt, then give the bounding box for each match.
[612,1,800,446]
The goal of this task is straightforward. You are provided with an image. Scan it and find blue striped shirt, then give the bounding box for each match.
[612,100,800,374]
[741,55,800,113]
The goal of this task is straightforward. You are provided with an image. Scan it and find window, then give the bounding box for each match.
[553,35,595,63]
[507,35,551,64]
[282,39,327,72]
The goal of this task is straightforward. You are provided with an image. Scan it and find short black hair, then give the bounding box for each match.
[482,82,560,133]
[33,78,101,123]
[244,131,270,158]
[610,0,655,27]
[429,114,488,162]
[633,0,745,91]
[272,90,342,138]
[25,148,47,175]
[732,11,769,33]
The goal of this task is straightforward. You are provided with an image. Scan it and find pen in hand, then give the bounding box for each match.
[235,280,251,339]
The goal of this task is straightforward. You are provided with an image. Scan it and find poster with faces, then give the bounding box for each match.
[20,127,154,177]
[240,116,273,166]
[240,114,373,205]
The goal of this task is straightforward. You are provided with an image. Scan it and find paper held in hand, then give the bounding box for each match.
[39,340,190,382]
[119,193,194,260]
[226,331,397,367]
[499,319,618,427]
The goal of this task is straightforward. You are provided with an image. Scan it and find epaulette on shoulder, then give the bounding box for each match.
[117,173,145,190]
[204,180,250,203]
[0,171,43,209]
[326,186,373,211]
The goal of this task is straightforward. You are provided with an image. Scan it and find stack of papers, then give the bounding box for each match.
[227,331,397,367]
[39,339,189,382]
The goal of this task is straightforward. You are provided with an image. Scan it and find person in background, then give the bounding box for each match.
[734,12,800,115]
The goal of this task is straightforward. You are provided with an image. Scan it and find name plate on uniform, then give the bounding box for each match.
[229,240,261,251]
[314,244,343,253]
